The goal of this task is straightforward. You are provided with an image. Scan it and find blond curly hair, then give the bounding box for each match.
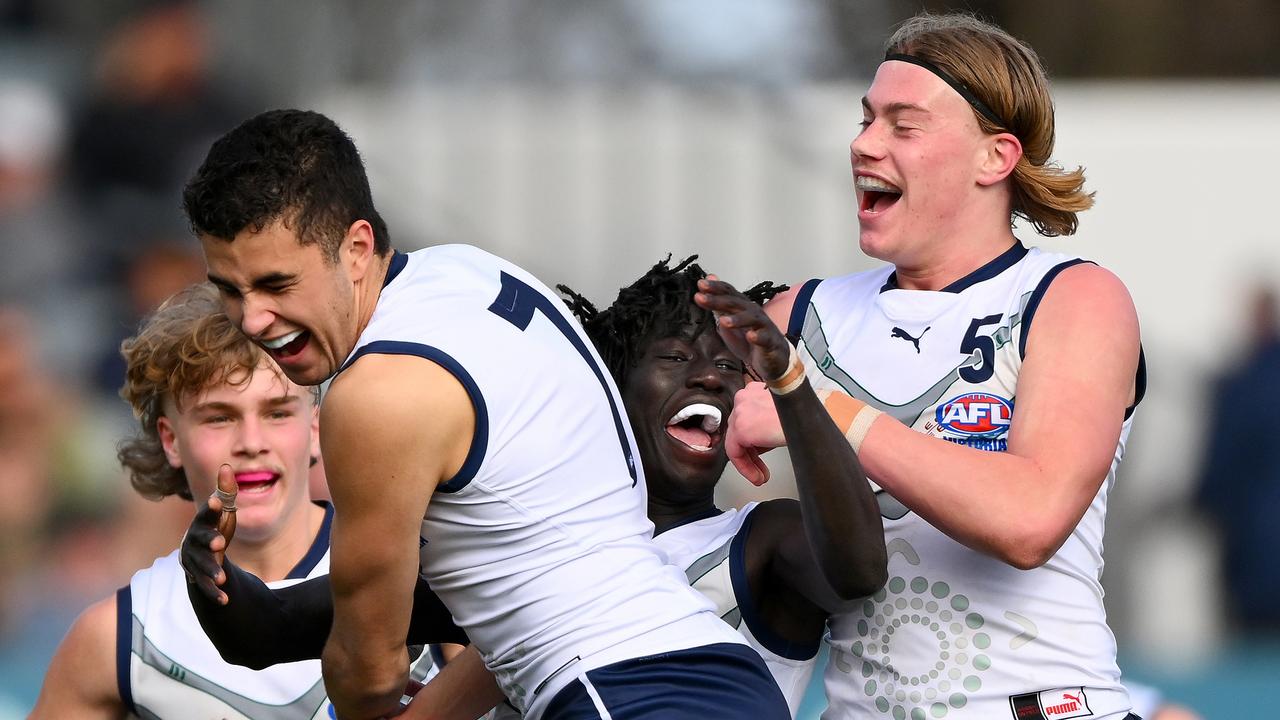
[886,13,1094,237]
[116,283,312,500]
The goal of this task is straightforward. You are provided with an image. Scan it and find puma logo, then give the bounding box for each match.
[1062,692,1082,705]
[890,326,930,353]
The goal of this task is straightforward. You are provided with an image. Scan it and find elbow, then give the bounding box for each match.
[827,549,889,601]
[993,527,1063,571]
[1002,546,1054,571]
[835,566,888,601]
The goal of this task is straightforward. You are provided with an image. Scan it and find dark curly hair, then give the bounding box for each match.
[182,109,391,261]
[558,255,786,390]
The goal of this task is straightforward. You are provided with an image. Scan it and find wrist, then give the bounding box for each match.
[766,345,807,395]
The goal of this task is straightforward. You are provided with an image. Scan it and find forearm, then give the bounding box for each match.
[187,560,331,669]
[399,645,506,720]
[322,632,408,720]
[774,379,886,598]
[858,413,1083,569]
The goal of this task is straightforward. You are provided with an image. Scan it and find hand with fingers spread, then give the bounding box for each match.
[694,275,793,485]
[181,464,238,605]
[694,275,792,381]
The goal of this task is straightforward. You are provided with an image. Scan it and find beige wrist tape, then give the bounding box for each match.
[816,389,884,453]
[767,345,807,395]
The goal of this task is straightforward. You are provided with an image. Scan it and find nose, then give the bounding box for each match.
[233,416,268,458]
[686,354,725,393]
[849,122,883,164]
[238,293,276,339]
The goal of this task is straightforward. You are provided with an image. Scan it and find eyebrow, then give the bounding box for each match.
[206,271,297,291]
[191,395,301,413]
[861,97,932,116]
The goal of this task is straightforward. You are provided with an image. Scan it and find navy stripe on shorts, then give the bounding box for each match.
[541,642,789,720]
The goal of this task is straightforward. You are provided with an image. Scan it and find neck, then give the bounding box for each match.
[226,502,325,582]
[352,252,394,341]
[893,227,1018,291]
[648,495,718,536]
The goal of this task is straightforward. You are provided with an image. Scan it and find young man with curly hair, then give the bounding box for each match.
[32,283,433,719]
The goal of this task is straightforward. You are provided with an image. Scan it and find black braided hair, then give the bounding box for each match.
[558,255,787,391]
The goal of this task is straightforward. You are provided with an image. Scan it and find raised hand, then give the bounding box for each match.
[181,464,238,604]
[694,275,792,381]
[694,275,796,485]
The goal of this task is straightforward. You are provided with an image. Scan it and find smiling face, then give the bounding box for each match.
[850,60,995,269]
[621,325,746,507]
[157,360,318,544]
[203,220,361,386]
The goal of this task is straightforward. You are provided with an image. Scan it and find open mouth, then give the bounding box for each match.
[261,330,311,361]
[664,403,724,453]
[234,470,280,495]
[856,175,903,214]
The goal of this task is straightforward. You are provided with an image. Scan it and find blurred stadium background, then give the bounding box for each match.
[2,1,1278,718]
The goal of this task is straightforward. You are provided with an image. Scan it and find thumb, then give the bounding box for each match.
[214,464,238,548]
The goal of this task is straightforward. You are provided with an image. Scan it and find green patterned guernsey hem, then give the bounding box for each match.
[131,614,327,720]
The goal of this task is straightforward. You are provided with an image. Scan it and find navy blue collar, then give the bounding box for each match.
[382,251,408,289]
[285,501,334,580]
[880,241,1027,294]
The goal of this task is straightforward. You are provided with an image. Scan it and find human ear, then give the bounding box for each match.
[977,132,1022,186]
[342,220,377,281]
[157,416,183,469]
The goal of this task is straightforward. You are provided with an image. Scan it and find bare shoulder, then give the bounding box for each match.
[323,353,472,433]
[742,498,803,555]
[321,351,475,495]
[763,284,801,327]
[31,594,122,718]
[1041,262,1137,321]
[62,594,118,661]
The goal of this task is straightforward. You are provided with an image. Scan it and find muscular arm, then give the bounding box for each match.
[30,596,125,720]
[762,266,1141,570]
[321,353,475,719]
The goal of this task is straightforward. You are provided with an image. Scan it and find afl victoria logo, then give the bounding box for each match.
[935,392,1012,437]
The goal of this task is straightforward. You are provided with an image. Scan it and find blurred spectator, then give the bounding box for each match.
[0,79,110,382]
[1196,284,1280,633]
[0,307,59,576]
[68,0,252,285]
[91,240,205,396]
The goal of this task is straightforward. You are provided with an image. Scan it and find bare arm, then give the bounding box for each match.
[729,266,1141,570]
[30,596,125,720]
[398,645,507,720]
[858,264,1139,568]
[321,354,475,719]
[695,278,886,604]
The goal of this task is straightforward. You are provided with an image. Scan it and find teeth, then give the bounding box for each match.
[855,175,901,194]
[667,403,722,433]
[261,330,303,350]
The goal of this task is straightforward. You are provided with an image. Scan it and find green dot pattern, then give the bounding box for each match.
[846,572,993,718]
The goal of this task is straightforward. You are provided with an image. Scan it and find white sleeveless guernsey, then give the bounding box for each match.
[786,245,1144,720]
[119,503,438,719]
[339,245,744,720]
[654,503,818,717]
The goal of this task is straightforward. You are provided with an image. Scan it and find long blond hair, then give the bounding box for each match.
[887,13,1093,237]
